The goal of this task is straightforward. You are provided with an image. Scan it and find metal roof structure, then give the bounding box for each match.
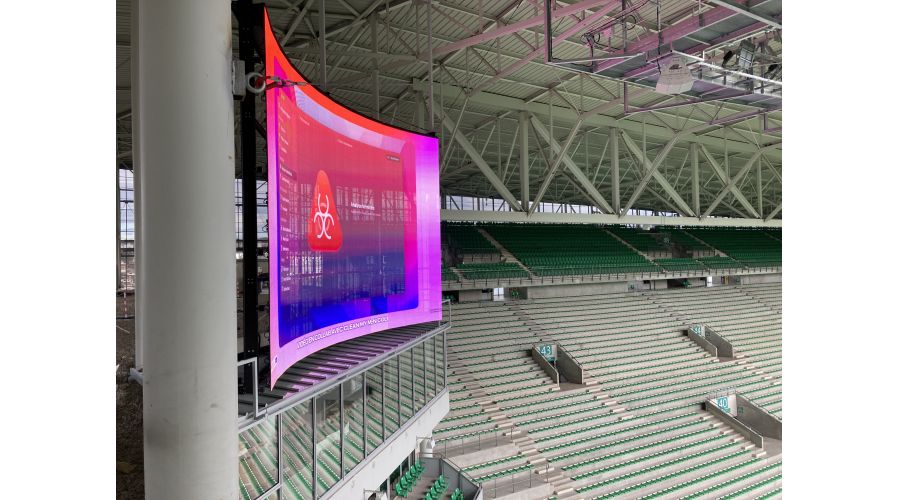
[116,0,782,224]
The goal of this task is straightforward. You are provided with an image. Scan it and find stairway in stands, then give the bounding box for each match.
[603,228,653,261]
[439,288,783,499]
[737,283,782,315]
[476,228,535,279]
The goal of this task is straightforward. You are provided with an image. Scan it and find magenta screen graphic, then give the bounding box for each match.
[265,12,441,387]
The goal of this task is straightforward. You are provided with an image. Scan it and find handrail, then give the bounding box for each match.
[556,343,584,370]
[237,317,451,429]
[441,265,782,288]
[428,452,480,486]
[412,453,484,500]
[237,356,260,417]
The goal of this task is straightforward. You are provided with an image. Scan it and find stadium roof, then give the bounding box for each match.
[116,0,782,222]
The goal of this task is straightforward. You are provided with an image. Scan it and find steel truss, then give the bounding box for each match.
[115,0,782,226]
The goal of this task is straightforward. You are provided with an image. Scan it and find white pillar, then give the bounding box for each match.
[135,0,238,498]
[116,162,121,291]
[131,0,143,371]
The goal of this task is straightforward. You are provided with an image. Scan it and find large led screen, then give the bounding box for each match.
[264,10,441,386]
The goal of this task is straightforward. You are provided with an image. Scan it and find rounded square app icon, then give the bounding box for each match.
[307,170,343,251]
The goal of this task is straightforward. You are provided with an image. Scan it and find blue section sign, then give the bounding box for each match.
[716,396,731,413]
[537,344,555,362]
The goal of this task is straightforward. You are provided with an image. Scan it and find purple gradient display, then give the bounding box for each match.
[265,10,441,387]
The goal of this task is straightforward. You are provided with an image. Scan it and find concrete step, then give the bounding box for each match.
[476,227,536,279]
[553,487,579,499]
[604,228,653,261]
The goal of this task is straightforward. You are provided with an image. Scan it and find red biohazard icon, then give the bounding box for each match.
[308,170,343,252]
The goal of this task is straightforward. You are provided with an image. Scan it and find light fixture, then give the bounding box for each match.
[655,54,694,95]
[736,39,755,72]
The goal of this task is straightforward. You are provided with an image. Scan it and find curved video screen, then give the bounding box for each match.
[264,10,441,387]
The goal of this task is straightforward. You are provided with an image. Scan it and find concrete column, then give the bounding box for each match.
[135,0,238,498]
[116,162,121,291]
[131,0,143,370]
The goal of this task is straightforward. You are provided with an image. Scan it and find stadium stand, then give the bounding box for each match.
[455,262,530,280]
[606,226,668,254]
[695,255,745,270]
[436,282,782,498]
[443,223,500,260]
[688,228,782,268]
[439,223,783,282]
[483,223,659,276]
[659,229,716,255]
[442,266,460,283]
[653,258,707,272]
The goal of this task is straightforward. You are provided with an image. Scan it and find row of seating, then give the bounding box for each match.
[695,255,743,269]
[652,257,707,271]
[482,223,659,277]
[607,226,667,252]
[688,228,781,267]
[455,261,529,280]
[441,223,780,280]
[441,266,459,282]
[394,461,425,497]
[424,474,448,500]
[442,223,498,255]
[656,228,711,250]
[438,284,782,498]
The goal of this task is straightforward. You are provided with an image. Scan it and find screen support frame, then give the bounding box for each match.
[236,0,264,392]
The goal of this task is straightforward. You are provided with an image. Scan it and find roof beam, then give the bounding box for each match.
[619,131,695,216]
[411,79,782,157]
[530,116,614,214]
[525,86,641,213]
[280,0,316,46]
[701,143,779,217]
[698,144,760,218]
[623,21,771,78]
[469,1,622,96]
[765,202,782,221]
[431,0,613,58]
[620,135,680,215]
[435,107,523,211]
[705,0,781,29]
[441,209,783,227]
[289,0,411,50]
[593,5,740,73]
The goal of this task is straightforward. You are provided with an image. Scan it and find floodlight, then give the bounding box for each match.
[736,40,755,72]
[655,54,694,95]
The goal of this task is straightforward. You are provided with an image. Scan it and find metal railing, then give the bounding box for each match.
[442,265,782,288]
[237,356,261,418]
[478,463,550,499]
[436,428,505,457]
[238,309,451,426]
[422,453,483,500]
